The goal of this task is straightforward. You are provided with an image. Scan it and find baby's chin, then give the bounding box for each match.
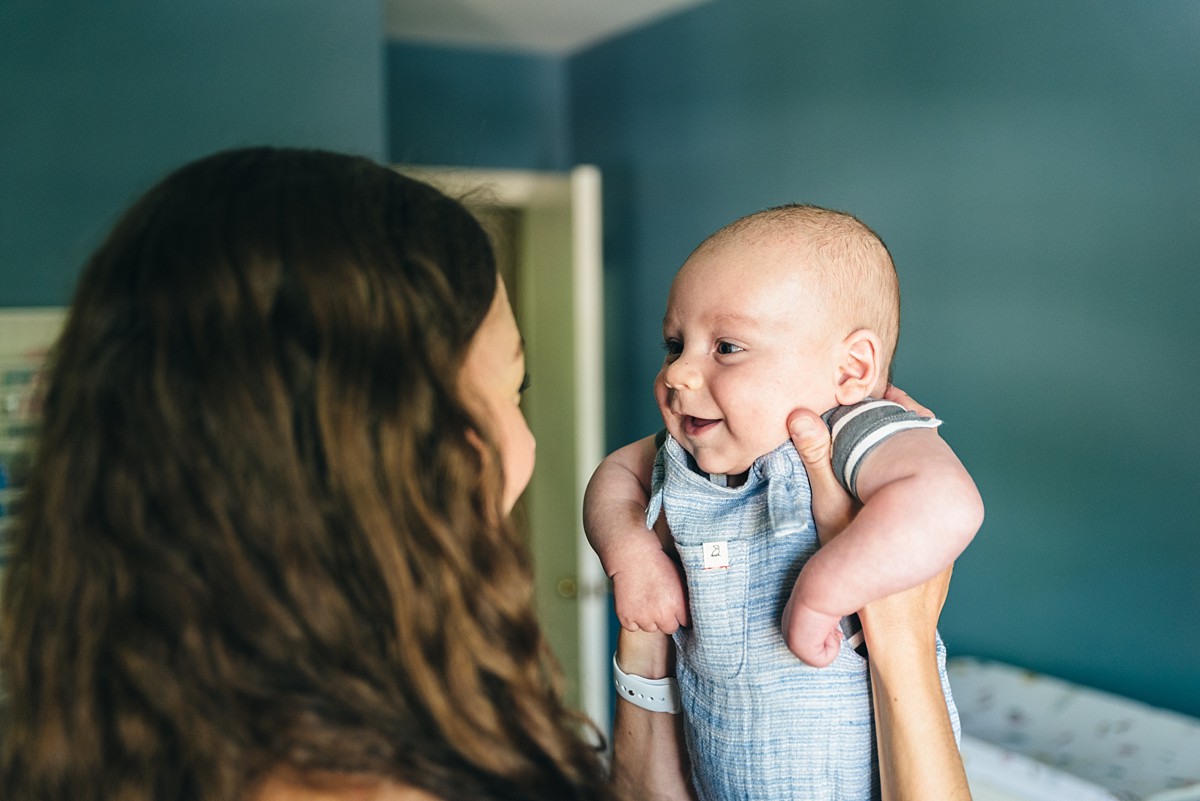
[685,438,792,481]
[687,449,754,481]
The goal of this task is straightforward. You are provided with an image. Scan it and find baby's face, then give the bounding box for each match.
[656,236,842,478]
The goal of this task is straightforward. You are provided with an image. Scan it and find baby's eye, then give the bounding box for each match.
[518,372,531,395]
[662,339,683,358]
[715,341,743,355]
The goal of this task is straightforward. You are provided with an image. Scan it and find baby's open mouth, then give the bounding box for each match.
[683,415,720,436]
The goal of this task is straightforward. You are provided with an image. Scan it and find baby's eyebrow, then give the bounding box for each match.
[696,311,766,339]
[661,310,765,340]
[710,311,761,328]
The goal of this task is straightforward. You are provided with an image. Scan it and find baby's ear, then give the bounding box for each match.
[833,329,884,405]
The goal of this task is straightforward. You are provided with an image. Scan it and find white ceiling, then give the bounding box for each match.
[384,0,711,55]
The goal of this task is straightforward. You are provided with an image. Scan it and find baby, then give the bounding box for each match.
[585,204,983,799]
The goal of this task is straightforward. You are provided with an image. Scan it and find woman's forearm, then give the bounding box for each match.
[609,630,696,801]
[869,640,970,801]
[793,389,971,799]
[859,573,970,801]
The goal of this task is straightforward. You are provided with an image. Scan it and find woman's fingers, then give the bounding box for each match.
[883,384,934,418]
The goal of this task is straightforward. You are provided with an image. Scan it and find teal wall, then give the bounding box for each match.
[5,0,1197,717]
[0,0,384,308]
[569,1,1200,716]
[387,42,568,170]
[388,2,1200,718]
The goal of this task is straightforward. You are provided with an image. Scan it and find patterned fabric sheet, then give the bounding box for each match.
[948,657,1200,801]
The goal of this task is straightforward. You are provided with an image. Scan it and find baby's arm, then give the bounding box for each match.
[783,400,984,666]
[583,435,689,633]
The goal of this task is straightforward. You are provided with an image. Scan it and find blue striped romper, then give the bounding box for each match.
[645,400,961,801]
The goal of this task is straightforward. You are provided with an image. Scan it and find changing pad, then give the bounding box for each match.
[948,657,1200,801]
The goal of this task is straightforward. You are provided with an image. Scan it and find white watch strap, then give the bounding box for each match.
[612,653,681,714]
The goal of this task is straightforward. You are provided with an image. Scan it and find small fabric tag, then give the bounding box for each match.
[702,541,730,569]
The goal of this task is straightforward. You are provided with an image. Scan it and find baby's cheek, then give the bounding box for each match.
[653,376,671,407]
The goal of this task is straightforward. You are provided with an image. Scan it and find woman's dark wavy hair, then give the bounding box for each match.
[0,147,614,801]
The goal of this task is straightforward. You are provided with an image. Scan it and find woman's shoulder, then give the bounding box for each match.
[250,771,442,801]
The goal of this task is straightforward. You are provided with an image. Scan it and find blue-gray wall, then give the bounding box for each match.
[5,0,1197,718]
[0,0,384,308]
[387,42,568,170]
[569,0,1200,717]
[389,1,1200,717]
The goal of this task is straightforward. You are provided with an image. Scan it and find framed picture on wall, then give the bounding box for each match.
[0,308,65,570]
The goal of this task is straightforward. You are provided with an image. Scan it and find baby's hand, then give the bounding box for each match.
[781,593,844,667]
[611,549,689,634]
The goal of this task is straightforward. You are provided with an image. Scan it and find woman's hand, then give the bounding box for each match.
[881,384,935,417]
[786,384,940,545]
[841,382,956,658]
[788,389,971,801]
[781,405,860,662]
[786,409,857,545]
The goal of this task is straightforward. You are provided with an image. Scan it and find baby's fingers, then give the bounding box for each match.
[782,596,843,668]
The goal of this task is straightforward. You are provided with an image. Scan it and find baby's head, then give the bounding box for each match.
[656,204,899,477]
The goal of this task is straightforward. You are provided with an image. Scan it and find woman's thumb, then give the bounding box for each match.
[788,409,855,544]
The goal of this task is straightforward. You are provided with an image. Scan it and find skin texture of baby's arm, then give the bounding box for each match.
[782,421,983,666]
[583,435,690,633]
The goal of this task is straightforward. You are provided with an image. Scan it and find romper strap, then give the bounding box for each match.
[759,444,805,538]
[644,440,668,530]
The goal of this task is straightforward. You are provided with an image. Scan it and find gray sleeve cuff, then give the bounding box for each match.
[823,399,942,499]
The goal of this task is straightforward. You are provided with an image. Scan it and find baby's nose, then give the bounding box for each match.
[663,357,702,390]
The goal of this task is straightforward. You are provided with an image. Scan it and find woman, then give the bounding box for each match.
[0,147,967,800]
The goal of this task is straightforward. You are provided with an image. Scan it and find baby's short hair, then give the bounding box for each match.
[695,204,901,362]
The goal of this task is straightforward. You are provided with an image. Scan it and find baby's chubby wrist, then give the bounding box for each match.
[599,526,668,579]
